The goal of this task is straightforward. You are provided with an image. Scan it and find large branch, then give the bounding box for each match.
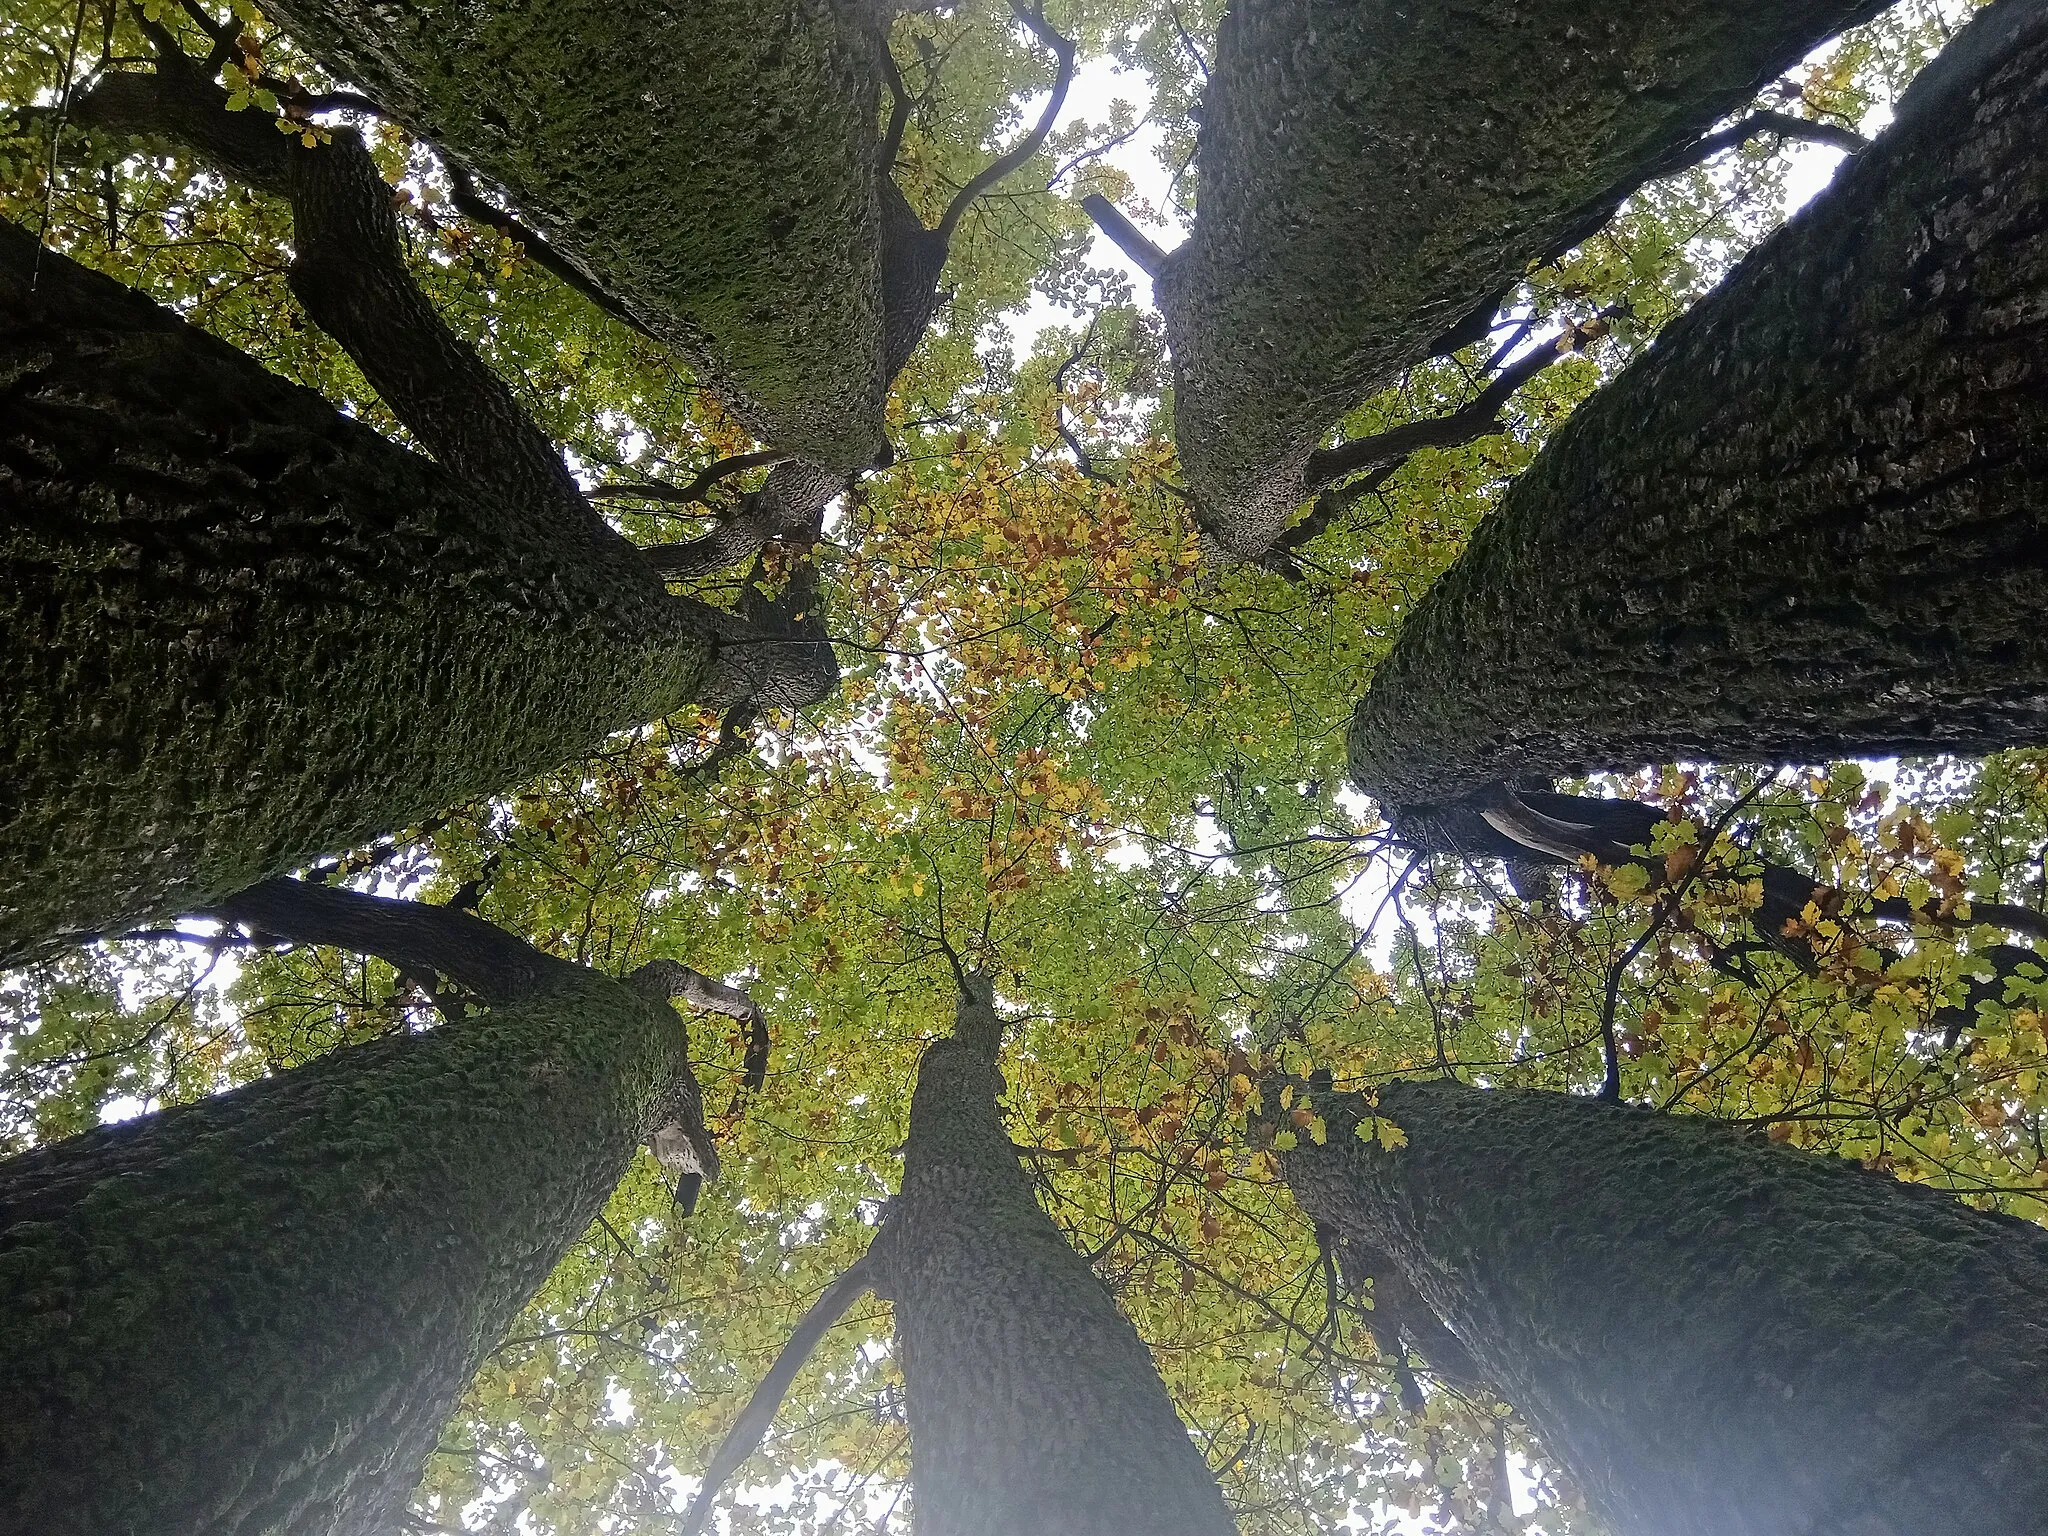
[1152,0,1891,558]
[257,0,889,466]
[1349,0,2048,808]
[678,1256,875,1536]
[877,1,1077,380]
[74,46,602,546]
[206,877,575,1002]
[637,460,847,581]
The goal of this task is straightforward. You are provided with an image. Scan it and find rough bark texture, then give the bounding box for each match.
[258,0,888,468]
[1350,0,2048,811]
[1158,0,1887,557]
[1281,1079,2048,1536]
[866,980,1238,1536]
[0,960,688,1536]
[0,225,714,964]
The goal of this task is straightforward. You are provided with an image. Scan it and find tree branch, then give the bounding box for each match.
[932,0,1077,247]
[678,1256,876,1536]
[1081,192,1166,277]
[1051,318,1116,484]
[636,460,844,580]
[1641,108,1869,185]
[206,879,574,1003]
[593,449,788,507]
[1302,312,1614,497]
[441,162,658,342]
[74,40,605,547]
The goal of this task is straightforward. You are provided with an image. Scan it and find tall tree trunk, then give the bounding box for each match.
[1279,1079,2048,1536]
[1155,0,1887,558]
[0,225,728,964]
[257,0,888,468]
[1350,0,2048,817]
[0,882,712,1536]
[865,978,1239,1536]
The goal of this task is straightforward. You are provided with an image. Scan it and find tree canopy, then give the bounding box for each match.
[4,0,2045,1532]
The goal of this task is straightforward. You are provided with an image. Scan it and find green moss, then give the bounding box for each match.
[0,967,684,1536]
[0,226,713,964]
[262,0,887,467]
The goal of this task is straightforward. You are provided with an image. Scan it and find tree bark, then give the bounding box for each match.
[257,0,889,468]
[0,225,724,964]
[1349,0,2048,815]
[1280,1079,2048,1536]
[865,978,1238,1536]
[1156,0,1888,558]
[0,884,701,1536]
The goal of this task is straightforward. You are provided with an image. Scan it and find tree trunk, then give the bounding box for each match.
[865,978,1238,1536]
[1156,0,1887,558]
[0,887,698,1536]
[1350,0,2048,815]
[257,0,888,468]
[0,225,716,964]
[1279,1079,2048,1536]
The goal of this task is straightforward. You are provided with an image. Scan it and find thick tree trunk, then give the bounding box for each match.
[1156,0,1887,557]
[865,979,1238,1536]
[258,0,888,468]
[0,888,697,1536]
[1280,1079,2048,1536]
[1350,0,2048,815]
[0,225,717,964]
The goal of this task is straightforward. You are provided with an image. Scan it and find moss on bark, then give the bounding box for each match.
[1348,0,2048,810]
[1282,1079,2048,1536]
[867,981,1238,1536]
[0,225,713,964]
[0,964,686,1536]
[1158,0,1887,556]
[259,0,888,467]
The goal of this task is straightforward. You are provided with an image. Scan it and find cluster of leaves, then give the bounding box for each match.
[0,0,2030,1532]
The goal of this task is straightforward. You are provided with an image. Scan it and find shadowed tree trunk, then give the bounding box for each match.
[865,977,1239,1535]
[254,0,888,467]
[1152,0,1888,558]
[1278,1078,2048,1536]
[0,221,822,965]
[0,880,719,1536]
[1350,0,2048,818]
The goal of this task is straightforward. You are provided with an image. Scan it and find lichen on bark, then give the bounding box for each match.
[1157,0,1888,557]
[1280,1078,2048,1536]
[1347,0,2048,813]
[257,0,889,468]
[0,224,715,964]
[0,961,688,1536]
[866,979,1239,1535]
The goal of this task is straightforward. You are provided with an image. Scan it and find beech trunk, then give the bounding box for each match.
[0,226,713,964]
[258,0,888,467]
[1350,0,2048,814]
[866,980,1238,1536]
[1158,0,1886,557]
[1280,1079,2048,1536]
[0,958,687,1536]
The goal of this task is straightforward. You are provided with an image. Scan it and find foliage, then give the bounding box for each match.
[0,0,2033,1533]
